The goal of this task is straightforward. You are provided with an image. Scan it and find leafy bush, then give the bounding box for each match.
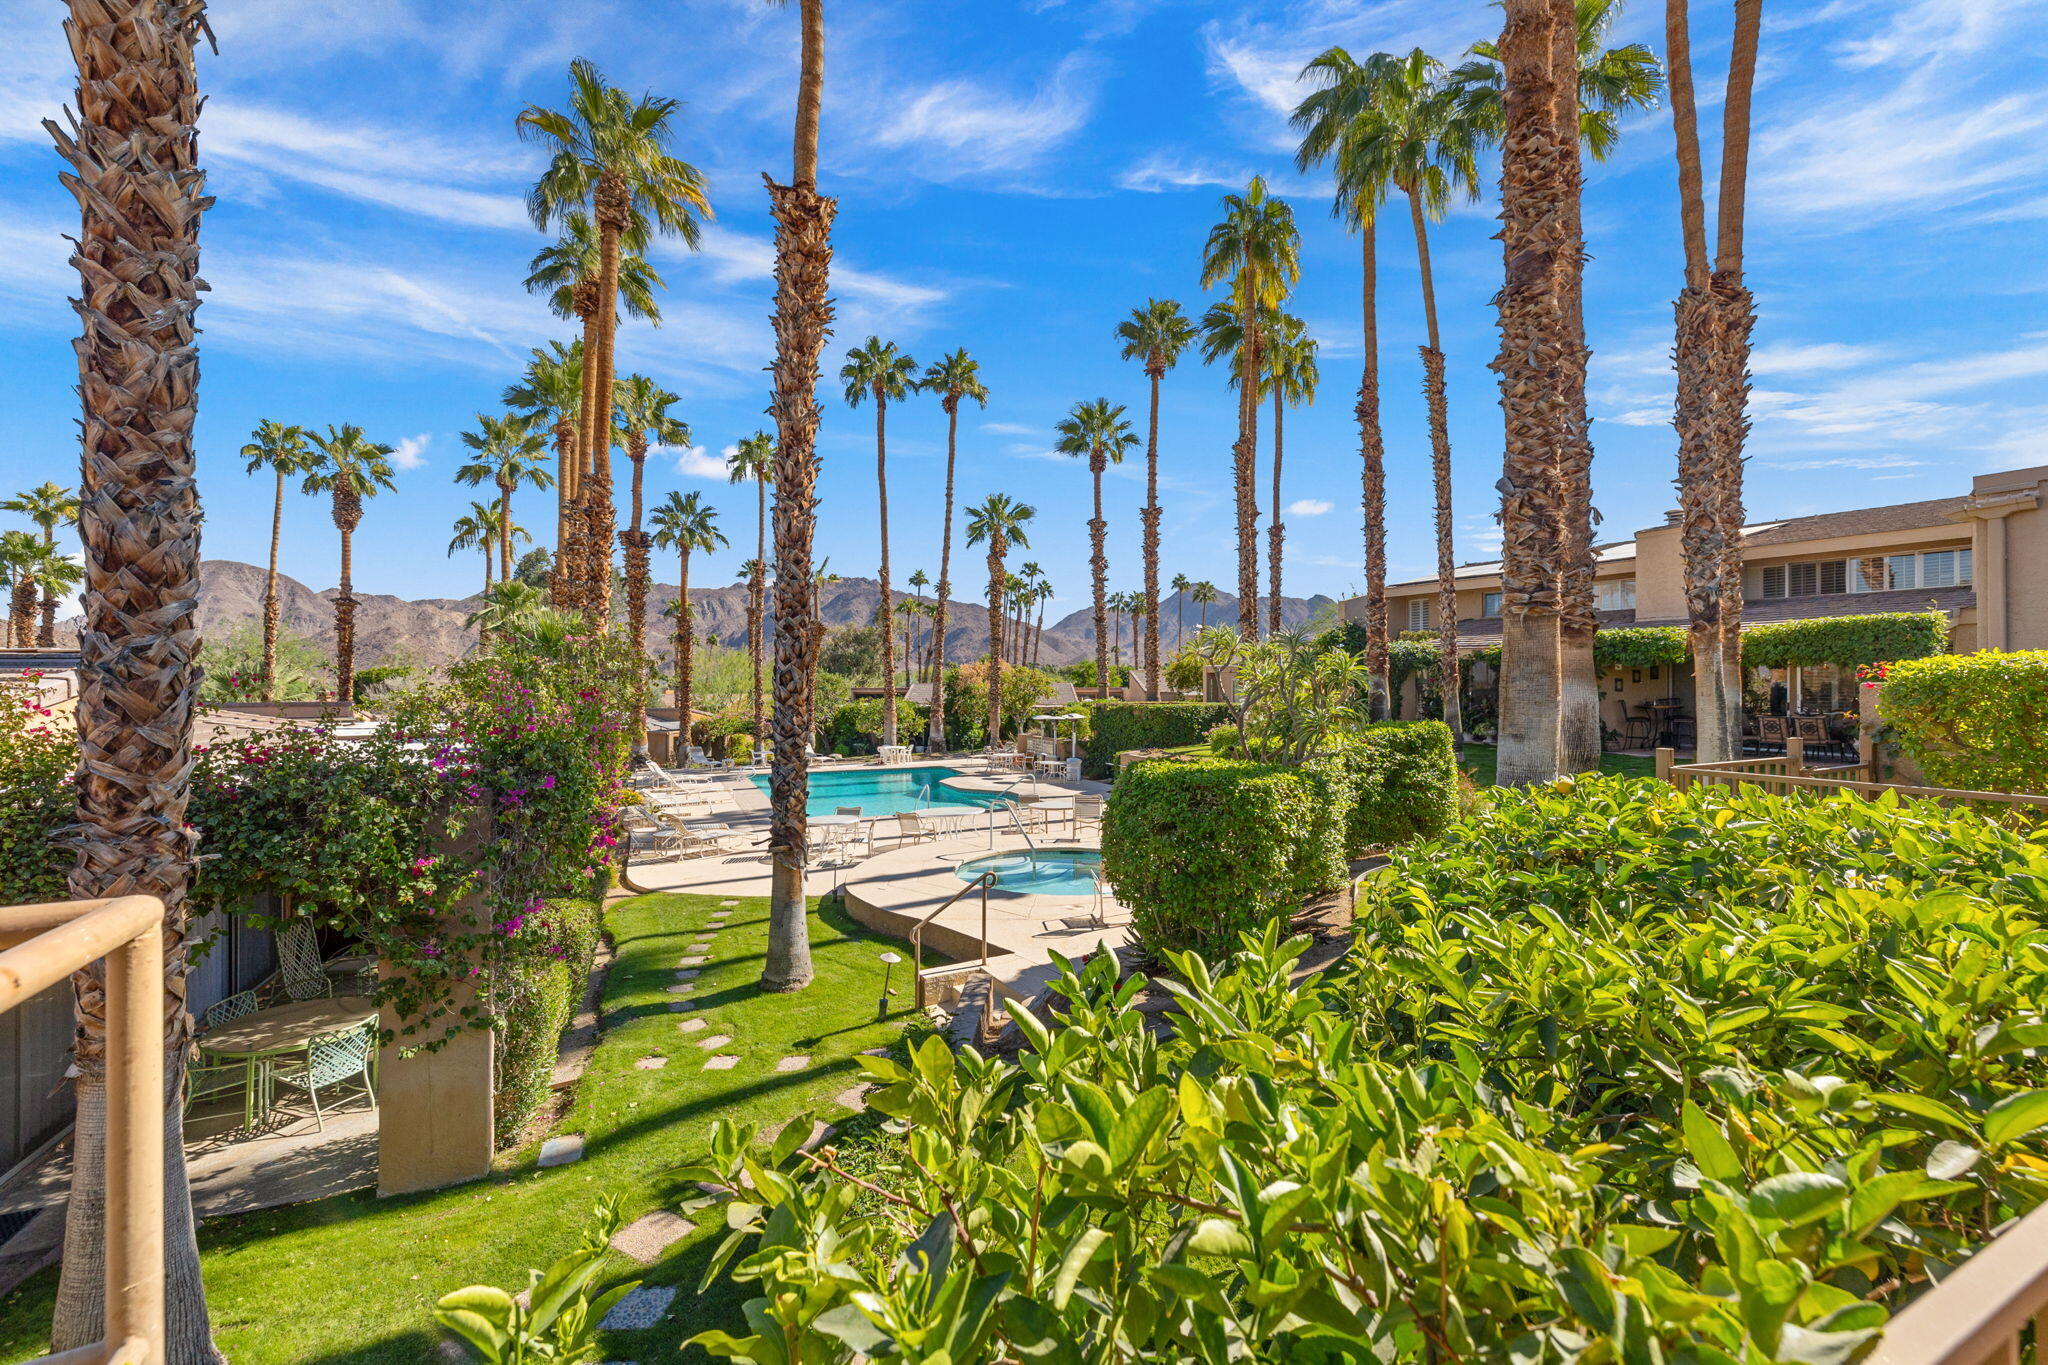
[437,1196,636,1364]
[0,673,72,905]
[691,709,758,761]
[1327,720,1458,850]
[819,697,931,756]
[1102,757,1346,957]
[1054,659,1129,688]
[941,663,1056,749]
[494,896,600,1145]
[1882,649,2048,793]
[1741,610,1948,669]
[1080,700,1232,777]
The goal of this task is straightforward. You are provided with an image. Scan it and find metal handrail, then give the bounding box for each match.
[911,870,999,1008]
[0,895,165,1365]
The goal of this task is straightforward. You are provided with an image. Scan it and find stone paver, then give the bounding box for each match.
[832,1084,869,1112]
[677,1018,707,1034]
[635,1056,669,1070]
[704,1054,738,1071]
[696,1033,733,1049]
[610,1210,695,1264]
[860,1046,890,1057]
[537,1135,584,1168]
[598,1285,676,1330]
[720,899,738,907]
[665,983,693,995]
[674,968,700,981]
[668,1000,698,1013]
[680,955,708,966]
[774,1055,810,1073]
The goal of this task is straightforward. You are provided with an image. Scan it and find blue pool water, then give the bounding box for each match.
[957,849,1104,897]
[749,765,1008,819]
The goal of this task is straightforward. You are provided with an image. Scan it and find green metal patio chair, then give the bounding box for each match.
[276,920,335,1002]
[269,1023,377,1132]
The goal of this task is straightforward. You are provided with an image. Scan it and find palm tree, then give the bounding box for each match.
[233,426,316,698]
[26,546,83,649]
[1032,578,1055,666]
[1293,49,1403,719]
[1115,299,1197,698]
[1199,178,1300,638]
[1,530,43,648]
[650,489,726,728]
[614,375,690,756]
[449,501,516,597]
[1054,398,1140,695]
[917,348,987,752]
[1193,579,1217,629]
[906,567,930,685]
[502,341,586,610]
[455,412,553,585]
[1170,571,1192,649]
[3,480,83,647]
[523,211,663,593]
[758,0,831,994]
[727,431,774,746]
[1016,562,1043,668]
[965,494,1034,744]
[1005,572,1030,667]
[1263,314,1319,636]
[1304,48,1481,746]
[839,336,918,746]
[42,3,220,1353]
[805,558,838,733]
[1667,0,1761,763]
[1454,0,1663,772]
[304,425,397,707]
[519,59,708,626]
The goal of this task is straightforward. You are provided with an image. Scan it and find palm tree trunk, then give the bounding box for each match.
[46,1,221,1354]
[1090,459,1109,693]
[985,541,1005,745]
[762,33,834,989]
[676,547,694,730]
[1141,366,1163,699]
[1233,273,1262,638]
[588,177,628,626]
[1409,187,1463,750]
[563,291,599,612]
[551,415,579,609]
[499,482,515,585]
[1493,0,1571,786]
[482,547,493,595]
[1357,220,1392,721]
[1268,384,1285,637]
[751,478,767,745]
[263,467,283,701]
[623,441,653,759]
[929,400,959,752]
[38,589,58,648]
[874,390,896,746]
[335,525,356,707]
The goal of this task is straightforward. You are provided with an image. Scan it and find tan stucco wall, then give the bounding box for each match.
[1972,466,2048,650]
[1633,525,1687,621]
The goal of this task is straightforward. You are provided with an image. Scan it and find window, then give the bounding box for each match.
[1763,565,1786,599]
[1481,591,1502,617]
[1846,548,1974,593]
[1406,599,1430,631]
[1769,559,1849,599]
[1595,579,1637,611]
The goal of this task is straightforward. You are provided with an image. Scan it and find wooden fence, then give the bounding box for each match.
[1657,739,2048,812]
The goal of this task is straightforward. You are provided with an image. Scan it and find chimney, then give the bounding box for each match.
[1664,509,1683,526]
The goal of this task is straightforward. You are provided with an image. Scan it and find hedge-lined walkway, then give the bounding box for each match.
[0,894,916,1365]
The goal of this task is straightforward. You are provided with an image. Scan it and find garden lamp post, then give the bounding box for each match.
[878,951,902,1020]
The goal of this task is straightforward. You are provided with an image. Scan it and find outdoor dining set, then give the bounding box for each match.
[1614,700,1859,760]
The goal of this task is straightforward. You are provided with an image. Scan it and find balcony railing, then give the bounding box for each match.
[0,897,164,1365]
[1867,1198,2048,1364]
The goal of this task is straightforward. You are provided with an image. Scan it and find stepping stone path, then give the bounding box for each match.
[695,1033,733,1050]
[860,1047,891,1057]
[704,1054,738,1071]
[669,1000,698,1013]
[635,1056,668,1070]
[610,1210,695,1264]
[674,968,700,981]
[774,1055,810,1073]
[833,1084,869,1112]
[598,1285,676,1331]
[680,955,708,966]
[677,1018,707,1034]
[720,900,738,907]
[537,1135,584,1168]
[665,983,693,995]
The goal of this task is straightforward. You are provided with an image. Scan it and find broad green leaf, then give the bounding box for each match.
[1683,1100,1743,1183]
[1053,1227,1111,1309]
[1872,1092,1975,1133]
[1983,1089,2048,1147]
[1747,1172,1846,1227]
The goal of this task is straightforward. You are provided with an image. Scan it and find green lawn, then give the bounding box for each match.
[0,893,917,1364]
[1459,743,1657,787]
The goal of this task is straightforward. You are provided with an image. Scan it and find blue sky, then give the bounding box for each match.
[1,0,2044,620]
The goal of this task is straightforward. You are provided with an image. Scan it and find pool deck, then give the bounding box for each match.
[622,758,1127,999]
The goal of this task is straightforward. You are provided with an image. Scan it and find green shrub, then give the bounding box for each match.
[1080,700,1233,777]
[1741,610,1948,668]
[1882,648,2048,793]
[1204,722,1237,756]
[1328,720,1459,850]
[494,896,600,1146]
[819,698,930,756]
[1102,757,1347,958]
[691,710,757,761]
[0,674,73,905]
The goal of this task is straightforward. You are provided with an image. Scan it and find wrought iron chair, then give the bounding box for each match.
[275,920,335,1002]
[1619,714,1655,750]
[1792,714,1834,760]
[268,1023,377,1132]
[1756,716,1790,755]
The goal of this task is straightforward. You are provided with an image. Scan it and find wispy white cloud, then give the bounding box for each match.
[672,443,730,479]
[981,421,1039,436]
[1287,498,1334,516]
[1117,154,1250,194]
[1757,454,1925,471]
[1749,342,1890,377]
[867,52,1098,180]
[1606,406,1672,428]
[391,433,432,470]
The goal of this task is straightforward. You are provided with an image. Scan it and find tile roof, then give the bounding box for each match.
[1736,496,1970,548]
[1449,586,1973,653]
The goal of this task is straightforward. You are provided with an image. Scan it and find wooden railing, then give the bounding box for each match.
[1867,1198,2048,1364]
[1657,741,2048,811]
[0,897,164,1365]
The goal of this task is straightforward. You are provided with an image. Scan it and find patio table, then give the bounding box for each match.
[197,996,377,1130]
[1024,797,1076,840]
[913,807,976,836]
[809,814,863,868]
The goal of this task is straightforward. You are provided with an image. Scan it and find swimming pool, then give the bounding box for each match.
[956,849,1104,897]
[750,765,1008,819]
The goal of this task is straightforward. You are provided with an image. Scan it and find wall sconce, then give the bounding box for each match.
[1649,665,1661,681]
[1613,676,1624,692]
[1631,669,1642,684]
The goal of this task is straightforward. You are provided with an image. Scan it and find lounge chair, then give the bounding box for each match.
[659,812,762,858]
[621,808,691,861]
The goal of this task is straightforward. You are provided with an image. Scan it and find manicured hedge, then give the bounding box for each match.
[494,896,601,1146]
[1741,610,1948,668]
[1328,720,1459,849]
[1081,700,1233,777]
[1882,648,2048,793]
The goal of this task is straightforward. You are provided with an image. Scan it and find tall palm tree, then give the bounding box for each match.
[650,489,726,727]
[1193,579,1217,629]
[965,494,1034,744]
[1,530,43,648]
[523,209,663,595]
[1454,0,1663,772]
[3,480,83,647]
[906,566,930,684]
[757,0,831,993]
[1016,561,1043,668]
[449,501,518,597]
[1055,398,1140,695]
[519,58,708,626]
[26,545,83,649]
[455,412,553,584]
[1293,49,1403,719]
[1667,0,1761,763]
[304,425,397,707]
[42,2,221,1353]
[839,336,918,746]
[502,341,586,610]
[1032,578,1055,667]
[917,348,987,752]
[614,375,690,756]
[234,426,315,699]
[1199,178,1300,638]
[1306,48,1481,746]
[1263,314,1319,636]
[1005,572,1031,667]
[727,431,774,746]
[1115,299,1197,698]
[1170,571,1191,649]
